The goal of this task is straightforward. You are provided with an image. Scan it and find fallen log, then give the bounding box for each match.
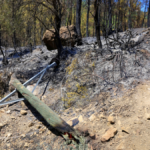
[9,74,80,142]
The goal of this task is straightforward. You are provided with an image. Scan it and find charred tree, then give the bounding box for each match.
[108,0,112,33]
[94,0,102,48]
[148,0,150,27]
[68,0,73,25]
[76,0,82,45]
[86,0,90,37]
[53,0,63,58]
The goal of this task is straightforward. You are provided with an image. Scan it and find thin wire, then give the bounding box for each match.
[0,62,56,103]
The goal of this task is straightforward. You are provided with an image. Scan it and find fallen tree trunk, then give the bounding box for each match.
[9,74,80,141]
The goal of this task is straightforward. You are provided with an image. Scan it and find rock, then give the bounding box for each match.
[0,123,6,129]
[21,101,26,108]
[6,133,12,137]
[107,115,115,124]
[89,131,96,139]
[82,37,97,45]
[42,25,78,50]
[101,127,117,142]
[32,48,43,55]
[67,120,73,126]
[24,142,29,147]
[36,125,41,129]
[21,134,26,138]
[20,110,27,115]
[67,118,79,127]
[89,114,96,121]
[9,73,16,92]
[76,126,89,137]
[26,85,41,96]
[99,113,106,119]
[145,113,150,120]
[47,130,51,135]
[78,115,84,123]
[10,116,16,119]
[39,128,46,134]
[6,110,11,114]
[28,122,34,127]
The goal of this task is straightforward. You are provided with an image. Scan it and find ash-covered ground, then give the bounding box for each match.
[0,28,150,149]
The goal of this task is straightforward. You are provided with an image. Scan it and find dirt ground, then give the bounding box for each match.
[1,80,150,150]
[1,28,150,149]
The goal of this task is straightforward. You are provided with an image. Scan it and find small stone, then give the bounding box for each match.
[0,123,5,129]
[89,131,96,139]
[10,116,16,119]
[29,140,34,143]
[76,126,89,137]
[21,101,26,108]
[6,110,11,114]
[7,143,11,147]
[6,133,12,137]
[78,115,84,123]
[24,142,29,147]
[117,120,121,126]
[20,110,27,115]
[67,120,73,126]
[47,131,51,135]
[39,128,46,134]
[99,113,106,119]
[89,114,96,121]
[0,109,5,113]
[36,125,41,129]
[145,113,150,120]
[21,134,26,137]
[67,118,79,127]
[101,127,117,142]
[26,85,41,96]
[28,122,34,127]
[107,116,115,124]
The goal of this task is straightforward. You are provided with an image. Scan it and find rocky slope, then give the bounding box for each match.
[0,28,150,149]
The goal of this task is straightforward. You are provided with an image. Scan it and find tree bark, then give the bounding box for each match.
[128,0,131,29]
[108,0,112,32]
[86,0,90,37]
[148,0,150,27]
[68,0,73,25]
[52,0,63,58]
[94,0,102,48]
[12,0,16,50]
[33,16,36,48]
[76,0,82,45]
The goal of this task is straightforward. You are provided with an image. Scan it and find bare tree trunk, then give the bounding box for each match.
[142,0,147,27]
[108,0,112,32]
[76,0,82,45]
[94,0,102,48]
[33,16,36,48]
[68,0,73,25]
[74,2,76,25]
[12,0,16,50]
[41,26,44,45]
[128,0,131,29]
[0,25,8,65]
[148,0,150,27]
[86,0,90,37]
[53,0,63,58]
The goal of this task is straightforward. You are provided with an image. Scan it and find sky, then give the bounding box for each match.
[140,0,148,11]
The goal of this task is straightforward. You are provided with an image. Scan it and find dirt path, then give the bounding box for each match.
[1,80,150,149]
